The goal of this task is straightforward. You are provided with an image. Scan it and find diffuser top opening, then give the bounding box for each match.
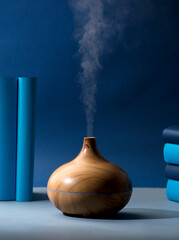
[84,137,96,139]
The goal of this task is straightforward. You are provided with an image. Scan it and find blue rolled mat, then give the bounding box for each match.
[16,77,36,201]
[0,77,17,200]
[162,125,179,144]
[166,179,179,202]
[165,164,179,181]
[163,143,179,165]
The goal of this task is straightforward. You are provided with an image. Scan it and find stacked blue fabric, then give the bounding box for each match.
[163,125,179,202]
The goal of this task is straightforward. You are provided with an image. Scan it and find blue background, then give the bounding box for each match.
[0,0,178,187]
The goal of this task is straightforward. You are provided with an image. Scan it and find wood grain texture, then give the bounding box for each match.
[47,137,132,217]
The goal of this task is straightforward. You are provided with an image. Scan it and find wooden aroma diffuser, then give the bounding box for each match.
[47,137,132,217]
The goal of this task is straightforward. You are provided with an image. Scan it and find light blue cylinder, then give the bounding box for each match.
[16,77,36,201]
[0,77,17,200]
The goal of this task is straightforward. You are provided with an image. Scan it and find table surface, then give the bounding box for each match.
[0,188,179,240]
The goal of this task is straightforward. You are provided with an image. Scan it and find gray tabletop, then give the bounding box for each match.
[0,188,179,240]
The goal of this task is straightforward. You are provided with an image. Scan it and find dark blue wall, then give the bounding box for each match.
[0,0,179,187]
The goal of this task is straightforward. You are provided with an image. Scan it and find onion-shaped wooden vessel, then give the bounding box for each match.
[47,137,132,217]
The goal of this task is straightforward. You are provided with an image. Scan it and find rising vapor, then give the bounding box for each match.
[70,0,130,136]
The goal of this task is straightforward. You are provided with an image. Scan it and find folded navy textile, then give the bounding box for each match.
[163,125,179,144]
[165,164,179,181]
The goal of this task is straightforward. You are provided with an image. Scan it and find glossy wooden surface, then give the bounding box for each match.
[47,137,132,217]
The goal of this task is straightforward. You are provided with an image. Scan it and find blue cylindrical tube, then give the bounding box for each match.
[0,77,17,200]
[16,77,36,201]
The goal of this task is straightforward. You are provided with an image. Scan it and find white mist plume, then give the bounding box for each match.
[70,0,129,137]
